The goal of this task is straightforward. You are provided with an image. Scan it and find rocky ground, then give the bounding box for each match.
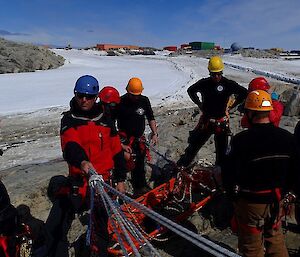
[1,91,300,256]
[0,38,64,73]
[171,48,280,59]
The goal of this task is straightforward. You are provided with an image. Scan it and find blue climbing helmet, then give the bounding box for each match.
[74,75,99,95]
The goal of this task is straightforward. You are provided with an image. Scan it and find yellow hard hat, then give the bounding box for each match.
[245,90,273,111]
[208,56,224,73]
[126,77,144,95]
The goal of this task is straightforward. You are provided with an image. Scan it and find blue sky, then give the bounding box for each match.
[1,0,299,50]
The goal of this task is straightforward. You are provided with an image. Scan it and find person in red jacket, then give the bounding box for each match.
[45,75,126,257]
[98,86,121,136]
[241,77,284,128]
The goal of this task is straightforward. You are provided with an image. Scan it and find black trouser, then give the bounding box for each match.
[45,189,109,257]
[177,120,229,167]
[131,139,147,190]
[0,205,17,257]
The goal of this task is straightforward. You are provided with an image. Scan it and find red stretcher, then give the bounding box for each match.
[107,166,218,256]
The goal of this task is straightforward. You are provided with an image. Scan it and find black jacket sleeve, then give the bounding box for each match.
[221,135,239,197]
[187,80,204,108]
[0,180,10,211]
[63,142,89,168]
[230,81,247,109]
[294,121,300,147]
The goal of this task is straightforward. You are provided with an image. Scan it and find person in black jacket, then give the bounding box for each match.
[294,120,300,226]
[177,56,247,168]
[223,90,299,257]
[0,180,18,257]
[294,120,300,146]
[118,77,158,196]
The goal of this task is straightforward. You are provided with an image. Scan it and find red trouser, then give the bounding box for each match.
[233,198,289,257]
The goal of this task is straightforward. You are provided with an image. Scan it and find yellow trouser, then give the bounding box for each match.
[234,198,289,257]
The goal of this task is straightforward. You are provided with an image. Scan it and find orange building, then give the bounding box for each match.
[163,46,177,51]
[96,44,140,51]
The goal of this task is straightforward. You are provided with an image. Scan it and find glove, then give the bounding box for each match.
[271,92,279,100]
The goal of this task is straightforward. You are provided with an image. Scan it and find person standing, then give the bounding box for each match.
[118,77,158,196]
[45,75,126,257]
[0,180,18,257]
[177,56,247,168]
[223,90,299,257]
[294,121,300,227]
[98,86,121,136]
[241,77,284,128]
[294,121,300,145]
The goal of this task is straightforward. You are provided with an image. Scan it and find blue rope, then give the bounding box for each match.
[86,186,95,246]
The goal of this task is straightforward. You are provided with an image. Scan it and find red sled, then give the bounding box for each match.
[107,166,218,256]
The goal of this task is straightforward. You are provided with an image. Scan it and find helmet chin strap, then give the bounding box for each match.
[246,110,256,125]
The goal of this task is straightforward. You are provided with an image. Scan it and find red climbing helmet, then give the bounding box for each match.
[248,77,270,92]
[99,86,121,104]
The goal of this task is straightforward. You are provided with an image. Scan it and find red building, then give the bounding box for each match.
[163,46,177,51]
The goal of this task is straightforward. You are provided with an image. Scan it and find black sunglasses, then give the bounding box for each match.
[210,72,223,77]
[76,93,97,100]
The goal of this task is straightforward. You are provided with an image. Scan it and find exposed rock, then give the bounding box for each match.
[169,48,279,59]
[0,38,65,74]
[281,87,300,116]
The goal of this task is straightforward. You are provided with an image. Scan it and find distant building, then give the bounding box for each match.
[230,42,242,52]
[271,48,284,52]
[96,44,140,51]
[291,50,300,54]
[189,42,215,50]
[163,46,177,51]
[180,44,190,49]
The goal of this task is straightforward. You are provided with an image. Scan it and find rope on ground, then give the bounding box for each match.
[88,169,241,257]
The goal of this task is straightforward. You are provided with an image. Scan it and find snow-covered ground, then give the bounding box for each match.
[0,49,299,115]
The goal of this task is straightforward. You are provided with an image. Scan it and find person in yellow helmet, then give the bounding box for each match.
[223,90,300,257]
[118,77,158,196]
[177,56,247,168]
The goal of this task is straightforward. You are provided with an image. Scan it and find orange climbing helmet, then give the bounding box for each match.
[244,90,273,111]
[126,77,144,95]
